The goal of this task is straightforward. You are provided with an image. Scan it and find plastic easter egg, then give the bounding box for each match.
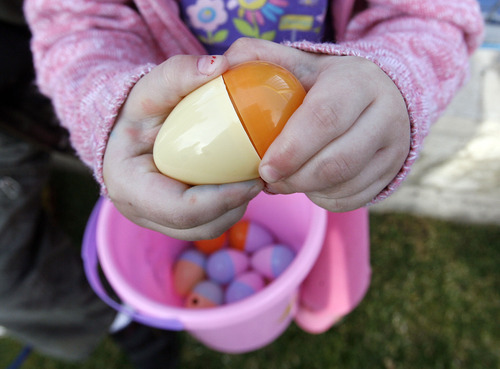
[194,232,227,255]
[251,244,295,280]
[173,249,206,296]
[153,61,306,185]
[228,220,274,253]
[206,249,249,285]
[185,280,224,309]
[225,271,265,304]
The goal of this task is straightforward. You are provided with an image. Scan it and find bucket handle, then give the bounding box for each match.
[81,198,184,331]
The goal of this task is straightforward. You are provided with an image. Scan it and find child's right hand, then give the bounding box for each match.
[224,39,411,212]
[102,55,264,241]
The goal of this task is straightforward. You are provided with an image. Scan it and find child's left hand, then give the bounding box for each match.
[225,38,411,212]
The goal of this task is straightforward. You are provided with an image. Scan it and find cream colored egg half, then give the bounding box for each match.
[153,76,261,185]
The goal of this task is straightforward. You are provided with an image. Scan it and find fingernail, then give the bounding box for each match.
[246,179,264,195]
[260,164,282,184]
[197,55,220,75]
[263,186,278,195]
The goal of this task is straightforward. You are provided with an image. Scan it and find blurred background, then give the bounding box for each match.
[1,1,499,368]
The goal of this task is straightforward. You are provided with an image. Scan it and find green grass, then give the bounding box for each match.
[1,160,499,369]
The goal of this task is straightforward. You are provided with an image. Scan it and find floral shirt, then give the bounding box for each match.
[180,0,329,54]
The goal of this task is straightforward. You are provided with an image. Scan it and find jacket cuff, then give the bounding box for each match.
[89,63,156,196]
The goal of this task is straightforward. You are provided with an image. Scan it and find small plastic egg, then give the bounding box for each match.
[194,232,227,255]
[185,280,224,309]
[153,61,306,185]
[206,249,249,284]
[225,271,265,304]
[251,244,295,280]
[173,249,206,296]
[228,220,274,253]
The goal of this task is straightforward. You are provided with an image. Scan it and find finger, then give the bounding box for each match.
[224,38,318,87]
[123,173,264,232]
[224,38,294,66]
[264,85,409,195]
[306,145,407,212]
[138,201,251,241]
[307,176,386,212]
[123,54,230,121]
[259,60,377,184]
[264,103,387,195]
[310,146,403,200]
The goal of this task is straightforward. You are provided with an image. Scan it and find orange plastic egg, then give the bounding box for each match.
[172,249,206,296]
[194,232,227,255]
[153,61,305,185]
[228,220,274,253]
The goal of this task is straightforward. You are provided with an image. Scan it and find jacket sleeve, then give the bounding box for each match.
[24,0,206,192]
[288,0,485,204]
[24,1,161,189]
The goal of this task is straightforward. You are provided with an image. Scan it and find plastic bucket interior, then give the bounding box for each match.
[83,192,328,353]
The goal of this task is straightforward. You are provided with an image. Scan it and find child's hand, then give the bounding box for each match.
[225,39,410,212]
[102,55,264,240]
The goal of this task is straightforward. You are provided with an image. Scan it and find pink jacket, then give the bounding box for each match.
[24,0,484,202]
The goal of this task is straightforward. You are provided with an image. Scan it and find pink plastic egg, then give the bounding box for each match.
[173,249,206,296]
[251,244,295,280]
[206,249,249,284]
[225,271,265,304]
[185,280,224,309]
[228,220,274,253]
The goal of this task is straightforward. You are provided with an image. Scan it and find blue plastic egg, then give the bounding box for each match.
[206,249,249,284]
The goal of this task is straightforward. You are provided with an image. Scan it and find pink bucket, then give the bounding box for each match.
[82,193,370,353]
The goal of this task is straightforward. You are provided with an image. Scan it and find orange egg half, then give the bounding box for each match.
[153,61,306,185]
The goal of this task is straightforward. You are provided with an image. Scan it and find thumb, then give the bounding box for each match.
[224,38,305,73]
[123,54,230,121]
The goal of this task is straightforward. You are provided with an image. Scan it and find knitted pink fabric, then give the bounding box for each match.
[24,0,484,202]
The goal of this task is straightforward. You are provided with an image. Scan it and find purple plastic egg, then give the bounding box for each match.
[251,244,295,280]
[228,220,274,253]
[185,280,224,309]
[206,249,249,284]
[173,248,206,296]
[225,271,265,304]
